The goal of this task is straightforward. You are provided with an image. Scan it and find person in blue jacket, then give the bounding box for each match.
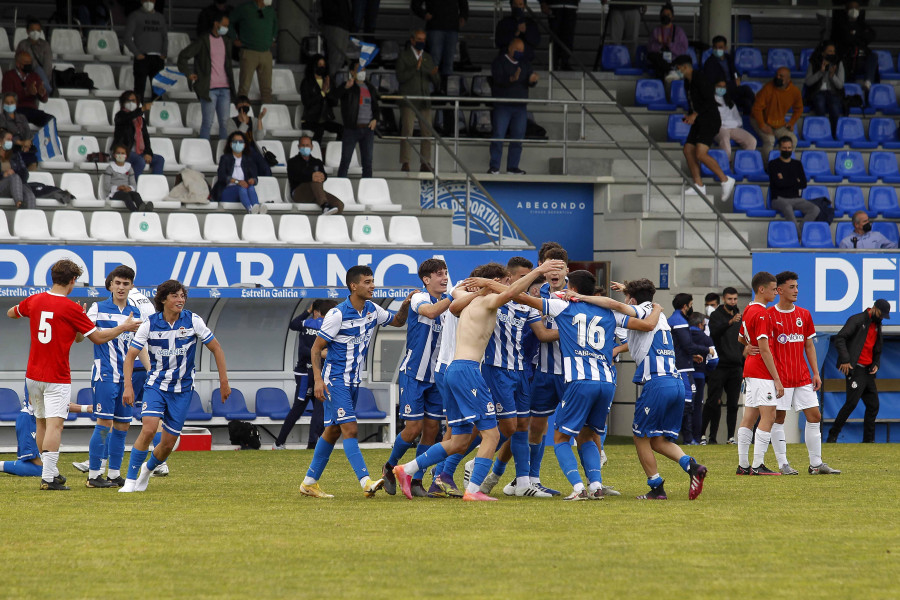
[212,130,266,213]
[669,293,714,444]
[688,311,717,445]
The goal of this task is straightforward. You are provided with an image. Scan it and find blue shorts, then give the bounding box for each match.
[132,369,148,408]
[91,379,132,423]
[433,370,448,414]
[444,360,498,434]
[323,381,358,426]
[680,371,695,402]
[16,411,39,461]
[142,387,193,436]
[398,372,443,421]
[530,369,566,416]
[555,380,616,437]
[481,365,529,419]
[633,376,685,441]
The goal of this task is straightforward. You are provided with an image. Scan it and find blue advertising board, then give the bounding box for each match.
[0,245,531,300]
[753,251,899,326]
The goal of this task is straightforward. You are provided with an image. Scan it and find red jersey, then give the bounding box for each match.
[16,292,97,384]
[741,302,775,380]
[768,304,816,388]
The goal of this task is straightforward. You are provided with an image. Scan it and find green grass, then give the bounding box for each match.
[2,440,898,600]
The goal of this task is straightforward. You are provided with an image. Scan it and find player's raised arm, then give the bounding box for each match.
[486,259,565,309]
[389,291,416,327]
[625,303,662,332]
[448,286,488,316]
[529,320,559,342]
[206,339,231,401]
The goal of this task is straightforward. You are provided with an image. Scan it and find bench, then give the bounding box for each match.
[821,418,900,442]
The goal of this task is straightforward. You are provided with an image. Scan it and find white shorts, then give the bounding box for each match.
[777,384,819,412]
[743,377,778,408]
[25,379,72,420]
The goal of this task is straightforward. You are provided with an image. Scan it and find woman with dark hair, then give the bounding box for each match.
[212,131,266,213]
[112,90,165,180]
[299,54,343,143]
[226,94,272,177]
[804,41,845,138]
[0,129,36,209]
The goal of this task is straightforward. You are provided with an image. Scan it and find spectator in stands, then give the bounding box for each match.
[540,0,578,71]
[353,0,381,44]
[332,64,378,178]
[197,1,232,37]
[0,93,38,169]
[768,136,819,234]
[106,143,152,212]
[703,286,743,444]
[689,311,717,445]
[72,0,109,26]
[227,95,271,177]
[213,131,267,213]
[1,51,51,127]
[272,299,336,450]
[702,35,755,115]
[288,135,343,214]
[397,29,440,173]
[321,0,353,78]
[647,3,687,82]
[828,299,888,443]
[838,211,898,249]
[178,11,236,141]
[411,0,469,78]
[113,90,165,179]
[495,0,541,64]
[805,42,845,139]
[0,129,36,209]
[489,39,538,175]
[751,66,802,163]
[300,55,343,143]
[831,0,878,91]
[231,0,278,104]
[601,1,643,57]
[673,56,736,200]
[713,79,756,161]
[124,0,168,103]
[14,19,53,95]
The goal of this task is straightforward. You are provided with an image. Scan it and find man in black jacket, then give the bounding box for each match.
[411,0,468,77]
[287,135,343,214]
[768,136,819,234]
[332,64,379,178]
[541,0,578,70]
[495,0,541,64]
[827,299,889,443]
[702,35,755,114]
[489,39,539,175]
[703,287,744,444]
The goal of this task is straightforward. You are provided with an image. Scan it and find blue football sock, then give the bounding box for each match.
[679,455,693,473]
[126,449,149,481]
[416,444,449,471]
[511,431,530,478]
[554,441,582,487]
[577,440,603,485]
[152,432,162,447]
[600,428,608,449]
[88,424,110,471]
[387,434,413,467]
[491,457,508,476]
[107,429,127,471]
[648,475,664,489]
[413,443,430,480]
[146,452,163,472]
[441,436,481,477]
[529,441,545,479]
[2,460,42,477]
[305,437,335,481]
[433,460,446,476]
[342,438,370,481]
[469,456,492,487]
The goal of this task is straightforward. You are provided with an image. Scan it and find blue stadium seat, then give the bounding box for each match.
[767,48,800,78]
[835,150,877,183]
[767,221,800,247]
[185,390,212,421]
[801,222,835,248]
[356,387,387,420]
[69,388,95,421]
[700,47,713,66]
[801,116,842,148]
[874,50,900,80]
[735,47,765,76]
[733,184,776,216]
[802,185,830,203]
[873,222,900,246]
[737,18,753,43]
[686,46,699,68]
[669,79,689,110]
[733,150,767,182]
[799,48,815,74]
[836,117,877,149]
[667,114,690,143]
[834,186,867,217]
[601,44,642,75]
[768,149,794,164]
[635,45,649,71]
[634,79,676,110]
[700,149,732,176]
[835,222,854,246]
[868,117,900,148]
[255,387,291,420]
[868,84,900,115]
[743,80,763,95]
[0,388,21,421]
[212,388,256,420]
[868,151,900,183]
[470,75,491,98]
[868,186,900,217]
[801,150,841,182]
[843,83,865,114]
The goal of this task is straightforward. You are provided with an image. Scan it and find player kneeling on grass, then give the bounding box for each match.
[119,280,231,493]
[0,398,92,478]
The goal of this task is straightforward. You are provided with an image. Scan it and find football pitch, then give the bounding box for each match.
[2,440,898,600]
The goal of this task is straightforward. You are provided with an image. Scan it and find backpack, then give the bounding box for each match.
[809,196,835,224]
[228,420,261,450]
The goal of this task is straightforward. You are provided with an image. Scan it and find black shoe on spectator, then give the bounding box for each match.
[507,168,527,175]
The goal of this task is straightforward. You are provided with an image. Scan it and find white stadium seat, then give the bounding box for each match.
[258,140,287,174]
[87,30,128,62]
[272,69,301,101]
[118,65,134,91]
[53,62,90,97]
[166,33,191,63]
[0,210,17,239]
[65,135,102,168]
[27,172,63,208]
[256,177,291,212]
[0,28,13,60]
[388,216,432,245]
[150,102,193,135]
[128,212,165,241]
[51,30,90,60]
[83,64,120,98]
[187,103,220,136]
[203,213,241,243]
[166,213,204,243]
[282,180,319,212]
[179,139,217,172]
[324,141,361,175]
[89,211,127,241]
[149,137,183,172]
[322,177,364,213]
[136,174,181,209]
[351,215,391,245]
[74,99,114,133]
[50,210,89,240]
[11,28,29,53]
[260,104,301,137]
[357,178,402,212]
[40,98,80,133]
[60,172,106,208]
[277,214,319,244]
[241,214,278,243]
[315,215,356,245]
[14,210,54,240]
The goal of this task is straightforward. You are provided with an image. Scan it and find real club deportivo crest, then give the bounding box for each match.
[486,402,494,413]
[337,407,346,418]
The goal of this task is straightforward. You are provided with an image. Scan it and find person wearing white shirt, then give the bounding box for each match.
[713,80,757,160]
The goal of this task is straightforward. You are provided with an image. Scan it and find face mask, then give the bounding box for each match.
[238,105,250,114]
[714,49,725,58]
[863,222,873,233]
[2,140,12,151]
[2,104,15,113]
[315,66,327,76]
[115,153,127,162]
[674,70,684,80]
[413,41,425,51]
[715,87,727,97]
[299,147,312,157]
[705,305,716,316]
[661,15,672,25]
[231,141,245,153]
[124,101,137,112]
[780,150,792,159]
[143,2,155,12]
[21,64,33,74]
[848,8,859,19]
[217,25,229,36]
[513,50,524,61]
[773,77,784,88]
[683,306,693,316]
[356,70,366,82]
[28,30,42,41]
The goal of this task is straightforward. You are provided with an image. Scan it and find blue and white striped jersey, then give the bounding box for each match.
[87,297,142,384]
[128,289,156,320]
[434,286,460,374]
[537,282,564,375]
[543,298,628,383]
[318,299,395,386]
[129,310,215,393]
[627,302,679,384]
[484,301,541,370]
[399,291,447,383]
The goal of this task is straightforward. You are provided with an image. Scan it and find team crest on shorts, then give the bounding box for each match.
[142,401,148,411]
[766,392,773,400]
[337,407,346,418]
[495,402,504,414]
[486,402,495,413]
[96,403,102,412]
[404,404,411,414]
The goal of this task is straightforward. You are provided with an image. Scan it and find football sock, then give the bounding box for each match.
[41,451,59,481]
[152,432,162,447]
[441,436,480,477]
[491,457,508,476]
[806,421,822,466]
[589,480,603,493]
[529,441,545,480]
[678,455,692,473]
[554,441,582,488]
[108,428,127,472]
[468,457,492,491]
[108,470,121,480]
[146,452,163,472]
[305,437,335,481]
[126,449,148,481]
[88,424,110,473]
[737,426,753,468]
[432,461,445,477]
[752,429,772,469]
[413,444,430,480]
[772,422,788,466]
[647,474,664,489]
[405,444,448,475]
[1,460,42,477]
[511,431,530,478]
[386,435,412,467]
[577,440,602,485]
[342,438,370,481]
